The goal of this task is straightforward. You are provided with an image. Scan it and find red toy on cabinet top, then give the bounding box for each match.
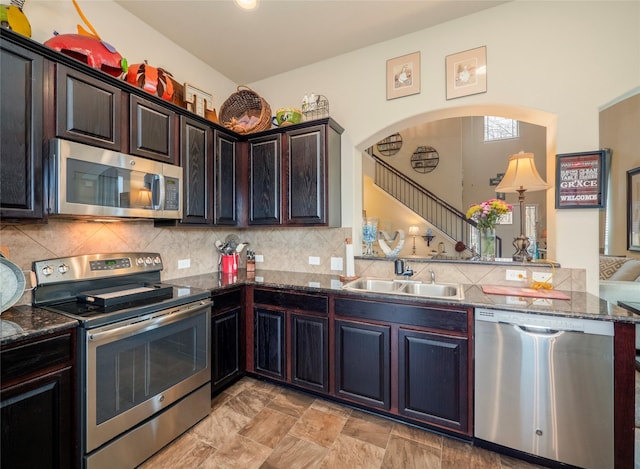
[44,33,127,77]
[43,0,127,78]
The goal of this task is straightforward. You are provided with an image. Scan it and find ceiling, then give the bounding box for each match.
[115,0,508,84]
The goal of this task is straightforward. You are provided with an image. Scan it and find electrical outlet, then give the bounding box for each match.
[330,257,343,271]
[506,269,527,281]
[255,254,264,263]
[178,259,190,269]
[309,256,321,266]
[532,271,553,284]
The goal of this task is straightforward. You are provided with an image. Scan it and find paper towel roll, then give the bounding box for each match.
[345,238,355,278]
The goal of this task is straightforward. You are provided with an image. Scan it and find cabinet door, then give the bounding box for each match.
[0,40,44,219]
[254,308,286,380]
[56,64,122,150]
[180,115,213,224]
[214,130,238,225]
[212,308,243,392]
[398,328,468,432]
[285,125,325,225]
[129,94,177,164]
[335,319,390,409]
[1,367,73,469]
[291,313,328,393]
[248,135,281,225]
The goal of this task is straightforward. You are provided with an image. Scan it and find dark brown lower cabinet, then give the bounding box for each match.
[211,308,244,393]
[252,289,329,391]
[254,308,286,380]
[211,288,245,394]
[291,313,328,393]
[335,319,390,410]
[1,330,75,469]
[398,328,468,432]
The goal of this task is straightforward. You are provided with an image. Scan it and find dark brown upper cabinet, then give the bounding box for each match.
[0,38,44,220]
[55,63,123,151]
[129,94,178,164]
[284,121,342,227]
[214,129,239,225]
[180,115,213,225]
[247,134,282,225]
[246,118,343,227]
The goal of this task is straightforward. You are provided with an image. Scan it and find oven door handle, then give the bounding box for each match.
[88,299,212,343]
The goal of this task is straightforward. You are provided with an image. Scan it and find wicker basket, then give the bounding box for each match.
[219,86,271,134]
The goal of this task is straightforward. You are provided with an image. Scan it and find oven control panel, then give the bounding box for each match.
[34,252,164,285]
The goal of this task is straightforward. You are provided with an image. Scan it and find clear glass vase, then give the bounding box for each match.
[362,218,378,256]
[480,227,496,261]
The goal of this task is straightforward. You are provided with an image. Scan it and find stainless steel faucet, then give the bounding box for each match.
[429,269,435,284]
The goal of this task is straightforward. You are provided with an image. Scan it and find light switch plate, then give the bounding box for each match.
[255,254,264,263]
[309,256,321,265]
[178,259,190,269]
[532,271,553,283]
[330,257,343,271]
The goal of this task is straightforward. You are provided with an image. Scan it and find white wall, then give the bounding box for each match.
[21,0,640,294]
[250,1,640,294]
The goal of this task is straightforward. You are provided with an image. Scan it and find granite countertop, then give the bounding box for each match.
[170,269,640,324]
[2,269,637,346]
[0,305,79,347]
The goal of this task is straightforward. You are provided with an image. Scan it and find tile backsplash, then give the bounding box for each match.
[1,219,351,306]
[1,219,585,307]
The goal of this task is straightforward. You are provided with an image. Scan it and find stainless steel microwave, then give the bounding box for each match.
[47,138,183,220]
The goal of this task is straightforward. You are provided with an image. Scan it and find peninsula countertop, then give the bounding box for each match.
[170,270,639,323]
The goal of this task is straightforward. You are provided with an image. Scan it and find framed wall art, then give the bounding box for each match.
[555,150,608,209]
[386,51,420,100]
[628,167,640,251]
[445,46,487,100]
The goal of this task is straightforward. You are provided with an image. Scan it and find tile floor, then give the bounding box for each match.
[139,377,547,469]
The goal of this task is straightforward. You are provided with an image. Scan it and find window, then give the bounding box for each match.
[484,116,519,142]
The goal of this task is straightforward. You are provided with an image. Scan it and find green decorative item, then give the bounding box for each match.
[273,107,302,127]
[0,0,31,37]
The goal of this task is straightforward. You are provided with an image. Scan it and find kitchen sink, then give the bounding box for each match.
[342,277,464,300]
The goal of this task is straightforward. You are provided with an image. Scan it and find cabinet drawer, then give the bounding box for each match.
[212,288,243,314]
[334,297,468,333]
[1,332,74,385]
[254,289,328,314]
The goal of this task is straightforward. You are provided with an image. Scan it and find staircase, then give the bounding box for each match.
[371,152,502,256]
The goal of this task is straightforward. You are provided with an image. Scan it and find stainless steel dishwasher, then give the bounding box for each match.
[474,308,614,469]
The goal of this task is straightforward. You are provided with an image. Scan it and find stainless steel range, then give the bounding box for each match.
[32,253,212,469]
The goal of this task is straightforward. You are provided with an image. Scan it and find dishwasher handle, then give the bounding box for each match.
[513,324,573,336]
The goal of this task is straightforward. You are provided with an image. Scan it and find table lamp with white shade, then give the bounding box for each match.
[495,151,549,262]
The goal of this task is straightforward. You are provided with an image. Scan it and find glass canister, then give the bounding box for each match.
[362,218,378,256]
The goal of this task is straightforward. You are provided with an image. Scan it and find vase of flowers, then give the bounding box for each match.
[466,199,512,261]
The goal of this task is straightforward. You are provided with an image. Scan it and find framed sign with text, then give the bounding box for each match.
[555,150,607,209]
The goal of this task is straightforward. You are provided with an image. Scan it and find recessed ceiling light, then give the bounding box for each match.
[234,0,258,10]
